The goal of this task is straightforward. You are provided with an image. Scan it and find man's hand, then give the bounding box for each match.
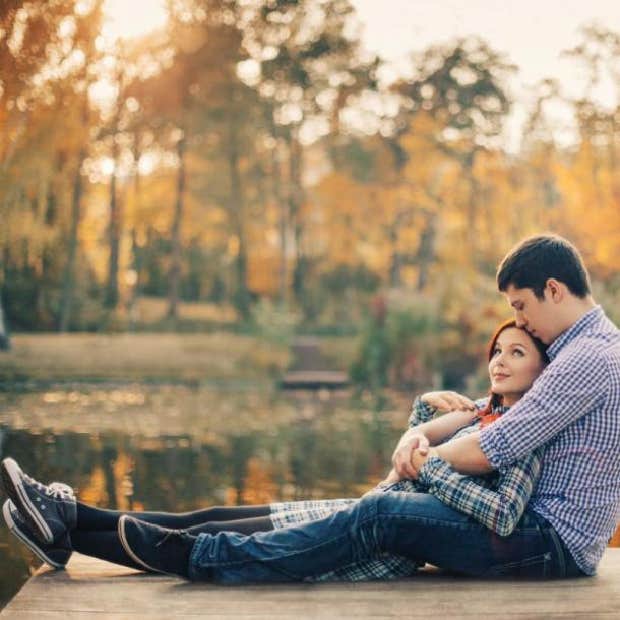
[421,391,476,414]
[432,432,493,475]
[392,432,430,479]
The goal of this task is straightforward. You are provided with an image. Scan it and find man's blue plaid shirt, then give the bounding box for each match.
[480,305,620,575]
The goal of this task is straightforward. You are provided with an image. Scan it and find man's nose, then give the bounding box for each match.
[514,314,526,329]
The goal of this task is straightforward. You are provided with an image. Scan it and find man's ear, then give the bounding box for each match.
[545,278,564,303]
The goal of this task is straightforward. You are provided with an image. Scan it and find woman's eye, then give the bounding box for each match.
[492,348,501,356]
[512,350,524,357]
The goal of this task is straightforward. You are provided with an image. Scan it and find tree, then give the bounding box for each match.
[59,2,104,330]
[0,284,10,350]
[244,0,379,314]
[392,37,515,269]
[556,25,620,278]
[1,0,104,331]
[128,1,260,320]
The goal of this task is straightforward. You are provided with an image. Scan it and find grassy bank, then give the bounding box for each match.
[0,333,290,385]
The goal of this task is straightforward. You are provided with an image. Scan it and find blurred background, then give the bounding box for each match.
[1,0,620,607]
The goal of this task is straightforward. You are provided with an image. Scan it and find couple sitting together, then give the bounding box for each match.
[2,234,620,583]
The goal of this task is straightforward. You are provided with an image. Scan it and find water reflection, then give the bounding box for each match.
[0,386,404,609]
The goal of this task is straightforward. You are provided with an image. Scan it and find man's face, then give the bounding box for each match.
[504,284,560,345]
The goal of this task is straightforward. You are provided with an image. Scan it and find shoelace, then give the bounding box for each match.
[156,529,188,547]
[23,474,75,500]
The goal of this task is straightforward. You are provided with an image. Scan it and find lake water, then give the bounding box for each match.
[0,384,406,608]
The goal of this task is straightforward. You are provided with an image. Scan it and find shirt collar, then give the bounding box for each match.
[546,305,603,360]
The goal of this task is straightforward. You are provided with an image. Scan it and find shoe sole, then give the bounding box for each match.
[2,501,65,570]
[1,458,53,544]
[118,515,177,577]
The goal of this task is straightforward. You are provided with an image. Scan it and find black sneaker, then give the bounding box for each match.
[1,457,76,544]
[118,515,194,578]
[3,499,72,569]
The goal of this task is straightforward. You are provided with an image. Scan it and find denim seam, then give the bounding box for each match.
[487,552,551,576]
[375,511,487,532]
[545,526,567,577]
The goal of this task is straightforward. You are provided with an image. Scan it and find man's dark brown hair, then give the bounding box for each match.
[497,234,591,299]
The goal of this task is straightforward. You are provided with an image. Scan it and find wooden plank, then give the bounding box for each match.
[2,550,620,619]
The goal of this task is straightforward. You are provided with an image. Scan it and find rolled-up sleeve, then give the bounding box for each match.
[408,396,437,428]
[480,347,609,469]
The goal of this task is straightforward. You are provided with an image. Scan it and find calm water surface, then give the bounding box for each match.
[0,384,405,608]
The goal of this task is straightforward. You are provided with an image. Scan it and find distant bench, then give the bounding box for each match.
[2,550,620,618]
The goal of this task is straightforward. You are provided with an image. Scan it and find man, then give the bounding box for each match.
[8,234,620,582]
[392,234,620,576]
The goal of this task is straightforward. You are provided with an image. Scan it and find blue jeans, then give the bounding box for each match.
[188,492,584,583]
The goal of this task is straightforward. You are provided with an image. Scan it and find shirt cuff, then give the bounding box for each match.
[417,454,451,486]
[409,398,437,427]
[479,423,515,469]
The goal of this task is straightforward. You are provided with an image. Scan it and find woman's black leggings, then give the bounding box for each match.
[70,502,273,571]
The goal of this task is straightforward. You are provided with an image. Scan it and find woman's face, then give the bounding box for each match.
[488,327,546,406]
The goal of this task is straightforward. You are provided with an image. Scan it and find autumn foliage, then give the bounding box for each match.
[0,1,619,352]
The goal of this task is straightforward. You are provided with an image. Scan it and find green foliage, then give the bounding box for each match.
[350,315,390,391]
[385,304,439,390]
[394,37,515,143]
[351,295,440,393]
[249,298,298,346]
[320,264,381,295]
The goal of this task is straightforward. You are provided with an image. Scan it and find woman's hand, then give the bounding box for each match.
[410,446,439,474]
[380,468,401,486]
[421,391,476,414]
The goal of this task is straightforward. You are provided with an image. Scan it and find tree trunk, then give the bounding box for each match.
[227,118,251,321]
[105,137,121,309]
[0,296,10,351]
[388,207,406,287]
[287,131,306,304]
[167,133,185,320]
[38,151,65,325]
[38,183,56,323]
[0,243,11,350]
[59,150,85,332]
[272,137,289,307]
[416,212,438,291]
[266,108,289,308]
[389,243,402,287]
[463,150,479,259]
[127,135,143,329]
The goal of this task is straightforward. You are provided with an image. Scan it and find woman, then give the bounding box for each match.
[2,320,549,580]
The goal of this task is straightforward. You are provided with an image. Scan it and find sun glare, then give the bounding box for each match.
[102,0,168,42]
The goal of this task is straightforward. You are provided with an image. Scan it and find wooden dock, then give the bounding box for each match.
[281,337,349,390]
[2,550,620,618]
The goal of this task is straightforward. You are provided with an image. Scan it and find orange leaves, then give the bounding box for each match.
[553,138,620,279]
[241,457,278,505]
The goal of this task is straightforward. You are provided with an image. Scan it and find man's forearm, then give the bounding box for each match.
[435,431,494,475]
